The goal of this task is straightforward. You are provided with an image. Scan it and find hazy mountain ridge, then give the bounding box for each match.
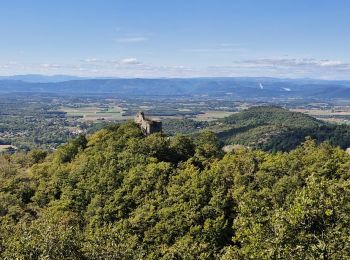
[1,77,350,99]
[0,74,85,83]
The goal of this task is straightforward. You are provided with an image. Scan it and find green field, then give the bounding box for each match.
[191,111,236,121]
[60,105,132,121]
[61,103,238,123]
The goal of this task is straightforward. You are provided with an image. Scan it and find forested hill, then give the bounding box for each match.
[215,106,350,152]
[1,122,350,258]
[221,106,322,128]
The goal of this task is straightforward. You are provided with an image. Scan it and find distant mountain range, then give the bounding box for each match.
[0,74,84,83]
[1,76,350,99]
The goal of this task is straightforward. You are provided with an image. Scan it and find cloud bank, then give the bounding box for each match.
[0,58,350,79]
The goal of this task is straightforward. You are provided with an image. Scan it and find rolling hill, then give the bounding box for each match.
[214,106,350,151]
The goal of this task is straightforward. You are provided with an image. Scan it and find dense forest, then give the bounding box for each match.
[217,106,350,152]
[1,121,350,258]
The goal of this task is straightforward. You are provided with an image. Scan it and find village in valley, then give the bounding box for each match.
[2,92,350,153]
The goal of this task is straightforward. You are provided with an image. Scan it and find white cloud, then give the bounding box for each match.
[40,63,64,69]
[1,57,350,79]
[183,48,242,53]
[119,58,142,65]
[81,58,142,66]
[115,37,148,43]
[235,58,350,69]
[318,60,345,67]
[82,58,101,63]
[226,58,350,79]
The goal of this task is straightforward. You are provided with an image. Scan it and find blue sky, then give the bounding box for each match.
[1,0,350,78]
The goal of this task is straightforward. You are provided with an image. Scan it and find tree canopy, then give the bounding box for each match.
[1,121,350,259]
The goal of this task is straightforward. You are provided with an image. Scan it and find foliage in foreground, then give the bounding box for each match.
[1,122,350,259]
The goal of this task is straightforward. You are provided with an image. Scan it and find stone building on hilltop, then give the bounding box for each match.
[134,112,162,136]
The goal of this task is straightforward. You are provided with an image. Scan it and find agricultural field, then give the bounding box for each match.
[60,105,131,121]
[61,105,236,122]
[191,111,236,121]
[59,98,245,122]
[291,108,350,124]
[3,92,350,152]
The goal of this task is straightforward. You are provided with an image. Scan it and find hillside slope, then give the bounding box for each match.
[214,106,350,151]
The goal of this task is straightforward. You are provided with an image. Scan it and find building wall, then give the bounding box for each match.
[134,112,162,135]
